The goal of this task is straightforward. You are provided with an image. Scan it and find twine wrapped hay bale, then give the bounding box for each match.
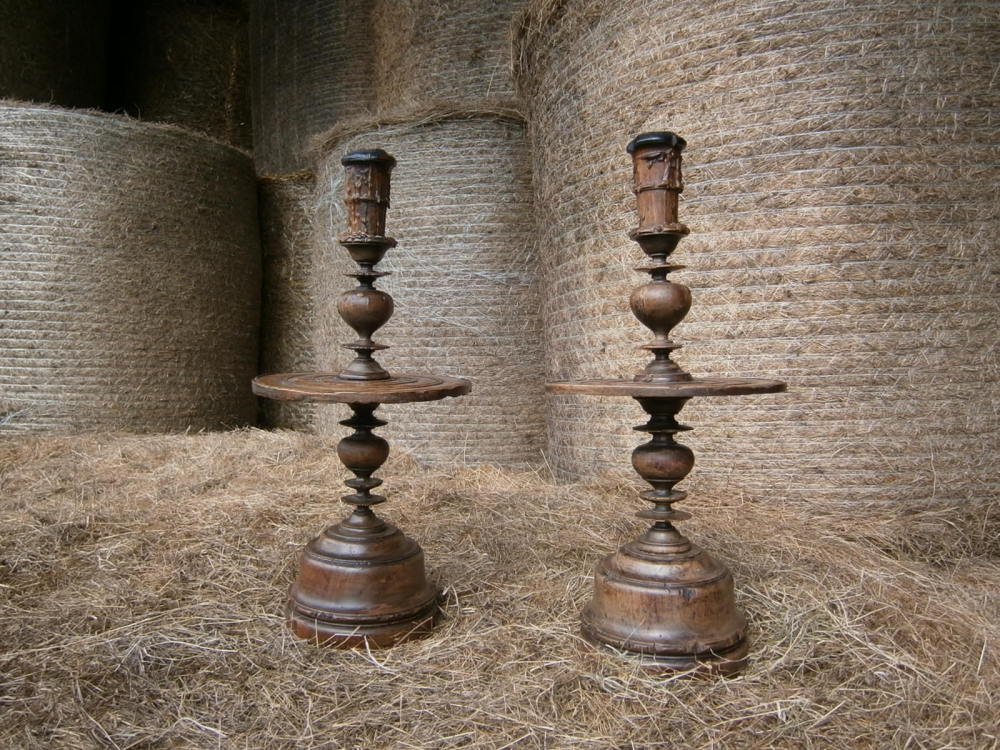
[0,102,261,433]
[313,108,545,465]
[516,0,1000,503]
[250,0,376,173]
[258,172,319,430]
[107,0,251,149]
[0,0,110,108]
[251,0,525,173]
[373,0,525,110]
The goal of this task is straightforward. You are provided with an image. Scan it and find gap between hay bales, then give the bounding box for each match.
[0,430,996,748]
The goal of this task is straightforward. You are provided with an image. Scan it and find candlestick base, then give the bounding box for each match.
[581,525,748,674]
[286,508,439,648]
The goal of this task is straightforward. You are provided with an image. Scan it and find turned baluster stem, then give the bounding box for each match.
[337,403,389,509]
[632,396,694,530]
[628,133,693,383]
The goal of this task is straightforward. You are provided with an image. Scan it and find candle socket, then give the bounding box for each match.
[628,131,687,234]
[341,149,395,239]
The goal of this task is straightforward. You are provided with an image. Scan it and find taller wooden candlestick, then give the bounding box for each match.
[547,133,785,673]
[254,149,470,647]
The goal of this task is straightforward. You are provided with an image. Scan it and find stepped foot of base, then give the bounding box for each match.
[580,623,748,675]
[287,598,439,648]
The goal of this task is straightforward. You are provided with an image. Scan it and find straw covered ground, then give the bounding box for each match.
[1,429,997,748]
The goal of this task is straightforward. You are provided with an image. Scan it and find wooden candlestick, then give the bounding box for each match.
[254,149,470,647]
[547,133,786,673]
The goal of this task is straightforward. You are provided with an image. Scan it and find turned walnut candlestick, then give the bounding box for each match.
[253,149,470,647]
[547,133,785,673]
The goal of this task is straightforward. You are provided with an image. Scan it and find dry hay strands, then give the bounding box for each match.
[312,105,545,466]
[0,431,997,748]
[258,171,319,430]
[0,0,111,108]
[0,101,261,433]
[250,0,377,174]
[373,0,526,112]
[106,0,252,149]
[516,0,1000,503]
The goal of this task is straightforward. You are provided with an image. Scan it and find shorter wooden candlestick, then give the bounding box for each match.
[547,132,785,673]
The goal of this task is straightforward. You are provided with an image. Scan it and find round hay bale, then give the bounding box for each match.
[0,102,261,433]
[107,0,251,149]
[313,109,545,465]
[373,0,524,111]
[250,0,376,174]
[0,0,110,108]
[258,172,319,430]
[516,0,1000,503]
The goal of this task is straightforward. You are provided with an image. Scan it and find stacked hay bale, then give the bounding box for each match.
[258,172,319,430]
[249,0,375,434]
[250,0,376,173]
[0,0,111,107]
[0,102,261,433]
[374,0,522,109]
[0,0,110,108]
[107,0,252,149]
[516,0,1000,503]
[250,0,524,172]
[249,0,373,432]
[313,108,544,465]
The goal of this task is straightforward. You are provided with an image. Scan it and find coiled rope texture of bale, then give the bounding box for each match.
[0,0,110,108]
[250,0,524,174]
[374,0,525,110]
[250,0,376,173]
[517,0,1000,503]
[312,108,545,466]
[0,102,261,433]
[258,172,319,430]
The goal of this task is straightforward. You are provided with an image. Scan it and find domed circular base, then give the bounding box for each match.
[580,525,749,675]
[286,508,439,648]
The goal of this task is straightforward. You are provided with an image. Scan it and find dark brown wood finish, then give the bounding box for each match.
[547,377,784,399]
[253,149,471,648]
[253,372,470,404]
[547,132,786,674]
